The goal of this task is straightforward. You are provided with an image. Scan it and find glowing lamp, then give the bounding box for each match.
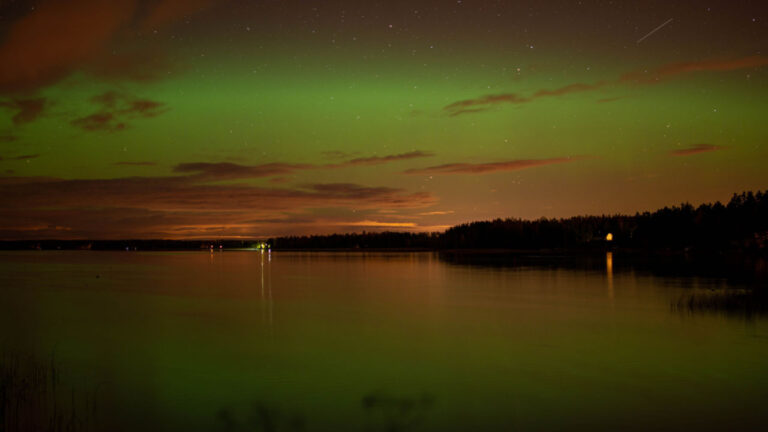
[605,233,613,242]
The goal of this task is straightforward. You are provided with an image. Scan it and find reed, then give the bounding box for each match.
[673,288,768,319]
[1,352,92,432]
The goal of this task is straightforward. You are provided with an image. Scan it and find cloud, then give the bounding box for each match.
[669,144,724,156]
[0,0,221,95]
[405,156,583,175]
[0,98,47,125]
[445,55,768,116]
[70,113,126,132]
[444,93,529,116]
[0,171,435,239]
[417,210,454,216]
[446,93,530,110]
[332,151,434,167]
[124,98,165,117]
[71,91,166,132]
[90,91,167,117]
[337,220,417,228]
[303,183,425,205]
[620,56,768,84]
[114,161,157,166]
[172,151,434,180]
[443,83,606,116]
[0,0,136,94]
[239,208,451,233]
[174,162,313,180]
[0,148,438,238]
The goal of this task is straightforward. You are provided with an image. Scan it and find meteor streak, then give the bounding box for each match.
[637,18,673,43]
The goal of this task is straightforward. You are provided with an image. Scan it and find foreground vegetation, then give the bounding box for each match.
[0,352,93,432]
[1,353,434,432]
[673,288,768,319]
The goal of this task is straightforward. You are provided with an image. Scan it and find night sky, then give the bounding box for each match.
[1,0,767,239]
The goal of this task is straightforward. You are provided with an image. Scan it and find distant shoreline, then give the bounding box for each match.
[1,190,767,255]
[0,241,764,258]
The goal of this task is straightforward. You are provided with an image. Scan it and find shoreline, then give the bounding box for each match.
[0,242,765,259]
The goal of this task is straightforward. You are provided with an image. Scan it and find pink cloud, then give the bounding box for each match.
[0,172,436,239]
[405,157,584,175]
[0,0,136,94]
[330,151,434,167]
[669,144,724,156]
[445,56,768,116]
[0,0,221,95]
[620,56,768,84]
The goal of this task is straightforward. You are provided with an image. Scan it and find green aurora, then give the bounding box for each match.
[1,0,767,238]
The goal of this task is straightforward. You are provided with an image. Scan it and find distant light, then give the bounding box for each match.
[606,233,613,242]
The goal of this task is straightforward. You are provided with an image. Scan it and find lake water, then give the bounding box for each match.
[1,251,767,431]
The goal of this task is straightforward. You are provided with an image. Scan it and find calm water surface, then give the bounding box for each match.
[1,251,767,431]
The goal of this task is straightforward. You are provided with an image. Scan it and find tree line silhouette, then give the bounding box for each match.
[272,191,768,252]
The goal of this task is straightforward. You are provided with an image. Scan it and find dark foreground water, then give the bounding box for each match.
[1,251,767,431]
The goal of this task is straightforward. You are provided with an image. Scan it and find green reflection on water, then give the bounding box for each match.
[1,251,767,431]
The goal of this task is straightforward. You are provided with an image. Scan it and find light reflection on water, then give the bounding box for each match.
[261,249,273,331]
[606,251,614,300]
[1,250,767,431]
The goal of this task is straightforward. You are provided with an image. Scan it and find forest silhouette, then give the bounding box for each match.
[272,191,768,252]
